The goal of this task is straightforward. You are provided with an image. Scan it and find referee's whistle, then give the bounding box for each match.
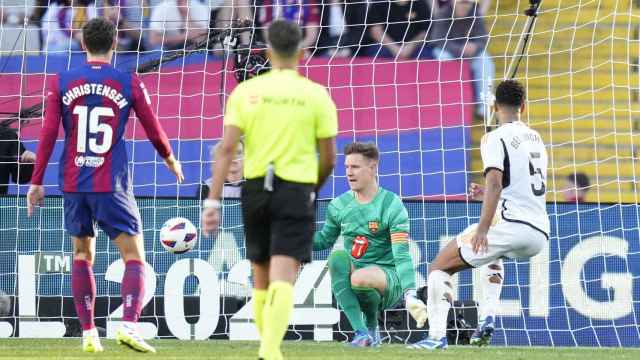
[264,163,275,192]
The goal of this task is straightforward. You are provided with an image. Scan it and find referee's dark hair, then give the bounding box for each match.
[267,20,303,58]
[495,79,526,110]
[344,142,379,161]
[82,18,116,55]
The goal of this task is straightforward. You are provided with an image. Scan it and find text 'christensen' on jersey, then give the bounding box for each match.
[31,61,172,193]
[62,83,129,109]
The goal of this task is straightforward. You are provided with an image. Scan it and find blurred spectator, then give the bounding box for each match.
[366,0,431,59]
[1,1,25,26]
[41,0,97,52]
[430,0,494,117]
[258,0,321,56]
[29,0,67,27]
[317,0,369,57]
[210,0,254,46]
[28,0,48,27]
[214,0,253,26]
[0,127,35,195]
[97,0,146,51]
[432,0,490,15]
[148,0,211,50]
[197,141,244,199]
[562,172,590,203]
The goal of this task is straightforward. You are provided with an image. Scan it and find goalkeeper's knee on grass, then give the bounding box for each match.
[327,250,368,332]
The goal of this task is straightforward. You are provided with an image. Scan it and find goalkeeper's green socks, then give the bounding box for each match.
[353,286,381,329]
[259,281,293,360]
[328,250,368,333]
[252,289,267,337]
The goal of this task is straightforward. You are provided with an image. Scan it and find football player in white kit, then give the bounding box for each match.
[410,80,549,350]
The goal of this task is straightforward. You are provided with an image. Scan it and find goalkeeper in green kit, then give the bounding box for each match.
[313,142,427,347]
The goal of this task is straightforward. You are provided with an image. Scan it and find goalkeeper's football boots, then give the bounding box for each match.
[470,316,495,346]
[350,330,374,347]
[369,326,381,347]
[407,336,448,350]
[82,328,104,353]
[116,322,156,353]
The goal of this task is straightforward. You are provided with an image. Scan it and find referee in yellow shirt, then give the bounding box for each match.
[202,20,338,360]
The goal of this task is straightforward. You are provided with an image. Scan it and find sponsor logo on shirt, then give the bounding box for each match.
[351,235,369,259]
[74,155,104,168]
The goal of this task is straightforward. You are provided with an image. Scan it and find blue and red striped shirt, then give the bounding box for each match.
[32,61,172,192]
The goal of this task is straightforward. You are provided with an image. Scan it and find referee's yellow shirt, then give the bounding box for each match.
[224,69,338,184]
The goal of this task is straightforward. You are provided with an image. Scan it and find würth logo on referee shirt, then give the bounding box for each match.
[248,95,260,104]
[368,221,379,233]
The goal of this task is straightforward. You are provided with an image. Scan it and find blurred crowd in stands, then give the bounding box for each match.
[1,0,495,115]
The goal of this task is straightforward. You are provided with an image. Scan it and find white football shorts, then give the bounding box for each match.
[456,219,546,268]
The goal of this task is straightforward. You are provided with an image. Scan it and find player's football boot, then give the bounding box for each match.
[407,336,448,350]
[116,322,156,353]
[369,326,381,347]
[350,330,374,347]
[470,316,495,346]
[82,328,104,353]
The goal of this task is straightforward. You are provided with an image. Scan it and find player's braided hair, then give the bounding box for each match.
[344,142,379,161]
[495,79,526,109]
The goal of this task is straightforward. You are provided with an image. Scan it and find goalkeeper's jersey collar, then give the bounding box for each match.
[352,187,382,205]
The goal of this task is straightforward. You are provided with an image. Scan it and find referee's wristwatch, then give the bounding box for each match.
[202,199,222,209]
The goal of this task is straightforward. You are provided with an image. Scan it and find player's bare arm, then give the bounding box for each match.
[469,182,485,200]
[472,169,503,254]
[202,125,243,235]
[317,137,337,192]
[163,153,184,183]
[26,185,44,217]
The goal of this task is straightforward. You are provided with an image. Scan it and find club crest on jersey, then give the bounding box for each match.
[368,221,379,233]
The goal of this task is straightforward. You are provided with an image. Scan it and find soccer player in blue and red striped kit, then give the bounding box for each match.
[27,18,184,353]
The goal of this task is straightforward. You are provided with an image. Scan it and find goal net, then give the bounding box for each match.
[0,0,638,347]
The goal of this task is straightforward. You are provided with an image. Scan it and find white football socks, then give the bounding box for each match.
[427,270,453,340]
[478,259,503,324]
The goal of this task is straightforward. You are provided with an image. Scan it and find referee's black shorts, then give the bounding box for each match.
[241,177,315,263]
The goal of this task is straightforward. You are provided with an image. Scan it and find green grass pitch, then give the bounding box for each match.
[0,339,638,359]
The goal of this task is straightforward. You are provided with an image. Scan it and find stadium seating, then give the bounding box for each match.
[471,0,640,203]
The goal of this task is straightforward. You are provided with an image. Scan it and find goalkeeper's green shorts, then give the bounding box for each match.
[380,267,403,310]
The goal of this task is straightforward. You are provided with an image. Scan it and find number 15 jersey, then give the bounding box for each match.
[32,61,172,192]
[481,120,550,237]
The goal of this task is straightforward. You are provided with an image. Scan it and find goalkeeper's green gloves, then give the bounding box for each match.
[404,289,427,328]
